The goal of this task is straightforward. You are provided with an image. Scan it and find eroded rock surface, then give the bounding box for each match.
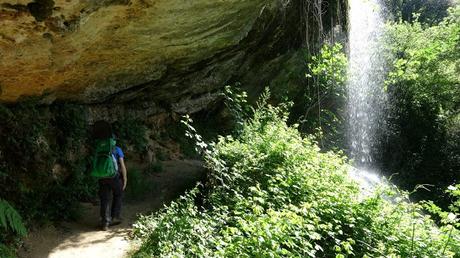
[1,0,280,102]
[1,0,346,110]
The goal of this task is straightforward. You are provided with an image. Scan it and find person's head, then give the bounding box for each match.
[92,120,113,140]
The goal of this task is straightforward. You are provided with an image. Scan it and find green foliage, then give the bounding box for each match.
[384,6,460,108]
[422,184,460,256]
[181,115,211,156]
[0,100,54,222]
[52,103,97,206]
[166,120,199,158]
[380,4,460,205]
[146,161,163,174]
[63,157,98,207]
[160,111,224,159]
[306,43,348,87]
[424,185,460,227]
[384,0,452,25]
[448,184,460,211]
[0,243,15,258]
[0,99,51,174]
[0,199,26,236]
[0,100,98,247]
[154,148,168,161]
[302,43,348,150]
[223,85,251,134]
[52,103,88,152]
[113,118,148,152]
[125,169,154,200]
[0,199,26,258]
[132,100,460,257]
[268,50,309,103]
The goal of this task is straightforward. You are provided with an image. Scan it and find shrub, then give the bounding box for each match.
[380,4,460,205]
[0,101,96,225]
[146,161,163,174]
[302,43,348,150]
[0,199,26,236]
[125,169,154,200]
[132,101,459,257]
[0,243,15,258]
[383,0,452,25]
[113,118,148,153]
[0,199,26,258]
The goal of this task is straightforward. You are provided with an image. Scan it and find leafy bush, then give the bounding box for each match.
[161,120,198,158]
[380,4,460,205]
[52,103,88,152]
[0,199,26,236]
[125,169,154,200]
[0,243,15,258]
[384,0,452,25]
[0,199,26,258]
[0,101,96,225]
[132,101,460,257]
[146,161,163,174]
[302,43,348,150]
[113,118,148,153]
[222,85,252,134]
[0,99,51,176]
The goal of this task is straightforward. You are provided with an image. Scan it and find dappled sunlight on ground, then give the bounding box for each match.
[48,228,131,258]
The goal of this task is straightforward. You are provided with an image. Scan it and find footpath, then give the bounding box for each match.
[18,160,204,258]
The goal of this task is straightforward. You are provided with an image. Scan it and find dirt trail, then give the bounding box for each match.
[18,160,205,258]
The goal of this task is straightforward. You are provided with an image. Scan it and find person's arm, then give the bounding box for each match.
[119,157,127,190]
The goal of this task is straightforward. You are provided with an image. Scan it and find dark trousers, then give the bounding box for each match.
[99,176,123,224]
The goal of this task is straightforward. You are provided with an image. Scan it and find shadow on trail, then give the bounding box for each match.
[18,160,205,258]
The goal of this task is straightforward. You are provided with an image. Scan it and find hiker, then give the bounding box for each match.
[92,121,128,231]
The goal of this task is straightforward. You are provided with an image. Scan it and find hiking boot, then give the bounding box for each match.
[101,222,110,231]
[110,217,122,226]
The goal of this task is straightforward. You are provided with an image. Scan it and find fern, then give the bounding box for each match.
[0,243,15,258]
[0,199,26,236]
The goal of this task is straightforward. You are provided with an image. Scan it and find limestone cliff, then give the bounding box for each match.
[0,0,346,111]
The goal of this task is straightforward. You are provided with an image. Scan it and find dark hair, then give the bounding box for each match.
[92,120,113,139]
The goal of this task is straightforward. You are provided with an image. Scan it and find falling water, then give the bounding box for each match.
[347,0,386,168]
[346,0,387,191]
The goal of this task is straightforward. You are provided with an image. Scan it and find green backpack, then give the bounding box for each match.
[91,138,118,178]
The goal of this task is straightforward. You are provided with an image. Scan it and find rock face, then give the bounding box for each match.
[0,0,282,103]
[0,0,346,108]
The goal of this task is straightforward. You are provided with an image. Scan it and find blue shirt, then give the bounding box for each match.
[112,146,124,174]
[113,146,124,160]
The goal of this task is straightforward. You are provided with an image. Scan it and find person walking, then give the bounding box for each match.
[92,121,128,231]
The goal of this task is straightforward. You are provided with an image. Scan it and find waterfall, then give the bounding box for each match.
[346,0,387,191]
[347,0,386,168]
